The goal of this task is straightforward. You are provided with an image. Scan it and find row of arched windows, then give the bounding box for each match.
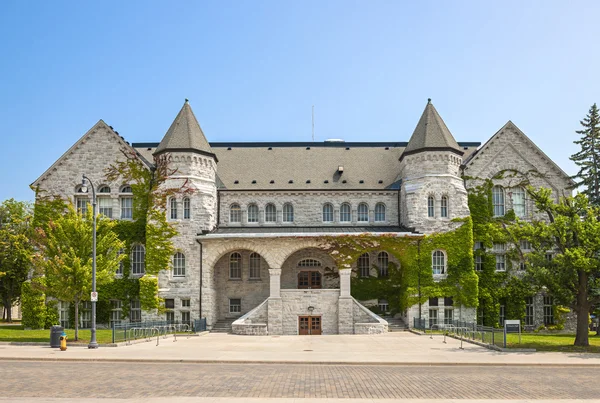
[229,202,387,224]
[76,184,133,220]
[169,197,191,220]
[493,186,526,218]
[229,252,262,279]
[116,246,186,277]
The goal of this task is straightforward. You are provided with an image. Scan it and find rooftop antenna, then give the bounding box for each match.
[312,105,315,141]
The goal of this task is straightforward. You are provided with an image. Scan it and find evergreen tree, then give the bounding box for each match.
[570,103,600,205]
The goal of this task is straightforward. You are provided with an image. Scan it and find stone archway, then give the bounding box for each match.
[280,247,339,290]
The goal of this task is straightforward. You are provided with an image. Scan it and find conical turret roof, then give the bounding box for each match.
[400,99,462,161]
[154,100,217,161]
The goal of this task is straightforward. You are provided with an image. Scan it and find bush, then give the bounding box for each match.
[21,281,46,329]
[44,300,59,329]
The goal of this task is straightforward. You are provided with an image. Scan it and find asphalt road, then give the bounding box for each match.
[2,361,599,400]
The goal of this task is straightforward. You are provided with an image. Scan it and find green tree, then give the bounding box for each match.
[506,188,600,346]
[570,103,600,205]
[0,199,33,322]
[36,204,124,340]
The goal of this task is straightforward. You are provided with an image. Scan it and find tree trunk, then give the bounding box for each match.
[574,270,590,346]
[1,296,11,322]
[74,298,79,341]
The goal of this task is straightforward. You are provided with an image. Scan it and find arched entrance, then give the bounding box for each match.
[281,248,339,290]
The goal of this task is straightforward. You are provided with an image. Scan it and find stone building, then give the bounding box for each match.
[31,99,573,334]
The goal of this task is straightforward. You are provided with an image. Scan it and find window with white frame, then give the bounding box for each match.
[265,203,276,223]
[427,196,435,218]
[229,253,242,279]
[520,240,532,250]
[493,243,506,252]
[432,250,446,275]
[375,203,386,222]
[247,204,259,223]
[357,203,369,222]
[116,248,124,275]
[492,186,505,217]
[428,308,438,328]
[166,311,175,323]
[173,252,185,277]
[230,204,241,223]
[170,198,178,220]
[512,187,526,218]
[131,245,145,275]
[525,297,534,326]
[249,252,261,279]
[81,301,91,328]
[322,203,334,223]
[98,197,112,218]
[110,300,122,326]
[121,185,132,193]
[475,255,483,271]
[358,253,370,277]
[181,299,190,308]
[495,254,506,271]
[440,196,448,218]
[340,203,351,222]
[183,197,190,219]
[120,196,133,219]
[378,299,389,312]
[98,185,111,194]
[444,307,453,325]
[76,197,89,215]
[229,298,241,313]
[283,203,294,222]
[377,252,389,277]
[130,299,141,322]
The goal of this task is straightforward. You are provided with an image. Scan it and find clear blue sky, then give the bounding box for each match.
[1,1,599,202]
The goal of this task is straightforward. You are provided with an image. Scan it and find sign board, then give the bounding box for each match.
[90,292,98,302]
[504,319,520,333]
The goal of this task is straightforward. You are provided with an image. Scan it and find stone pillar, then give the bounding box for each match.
[268,268,283,334]
[339,267,351,297]
[338,267,353,334]
[269,268,281,298]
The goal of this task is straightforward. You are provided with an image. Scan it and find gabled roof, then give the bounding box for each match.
[400,99,462,161]
[154,100,217,161]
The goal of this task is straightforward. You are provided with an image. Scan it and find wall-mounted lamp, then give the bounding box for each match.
[307,306,315,312]
[337,166,344,174]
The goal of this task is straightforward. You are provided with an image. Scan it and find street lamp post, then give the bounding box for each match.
[81,174,98,349]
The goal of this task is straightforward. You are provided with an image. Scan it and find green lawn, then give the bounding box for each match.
[505,332,600,353]
[0,325,114,344]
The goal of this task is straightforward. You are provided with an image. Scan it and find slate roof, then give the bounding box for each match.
[133,141,479,190]
[401,100,462,160]
[154,100,216,160]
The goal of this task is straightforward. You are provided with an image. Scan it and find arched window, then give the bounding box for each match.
[283,203,294,222]
[492,186,505,217]
[183,197,191,219]
[427,196,435,218]
[131,245,145,275]
[98,186,111,193]
[247,204,259,223]
[170,198,178,220]
[340,203,351,222]
[230,204,241,223]
[120,185,132,193]
[377,252,389,277]
[265,203,276,223]
[249,252,261,279]
[120,185,133,219]
[298,259,322,267]
[358,253,370,278]
[440,196,448,218]
[173,252,185,277]
[432,250,446,275]
[322,203,334,223]
[357,203,369,222]
[375,203,386,222]
[229,253,242,279]
[512,187,526,218]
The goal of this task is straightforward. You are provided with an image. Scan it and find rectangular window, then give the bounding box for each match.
[495,254,505,271]
[475,255,483,271]
[229,298,241,314]
[378,299,389,312]
[59,301,69,328]
[429,297,439,307]
[474,241,483,250]
[545,253,554,262]
[444,297,453,306]
[428,309,438,328]
[520,240,531,250]
[81,302,91,329]
[111,300,122,326]
[519,261,526,271]
[130,299,141,323]
[183,198,190,219]
[166,311,175,324]
[181,311,190,325]
[98,197,113,218]
[165,299,175,309]
[170,198,178,220]
[76,197,89,215]
[525,297,534,326]
[444,308,453,325]
[543,296,554,325]
[427,197,434,218]
[181,299,190,308]
[120,197,133,219]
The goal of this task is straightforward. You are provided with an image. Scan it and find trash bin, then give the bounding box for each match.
[50,325,64,348]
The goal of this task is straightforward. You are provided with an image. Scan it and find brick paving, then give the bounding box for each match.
[1,361,599,399]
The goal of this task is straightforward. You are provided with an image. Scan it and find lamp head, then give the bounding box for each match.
[80,176,88,193]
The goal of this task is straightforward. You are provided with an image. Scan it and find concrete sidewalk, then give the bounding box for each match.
[0,332,598,366]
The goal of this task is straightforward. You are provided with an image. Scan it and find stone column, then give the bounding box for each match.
[339,267,351,297]
[338,267,353,334]
[268,268,283,334]
[269,268,281,298]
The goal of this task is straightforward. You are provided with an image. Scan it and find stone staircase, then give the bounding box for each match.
[211,318,236,333]
[383,316,409,332]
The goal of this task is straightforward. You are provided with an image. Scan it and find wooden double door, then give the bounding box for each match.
[299,316,322,335]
